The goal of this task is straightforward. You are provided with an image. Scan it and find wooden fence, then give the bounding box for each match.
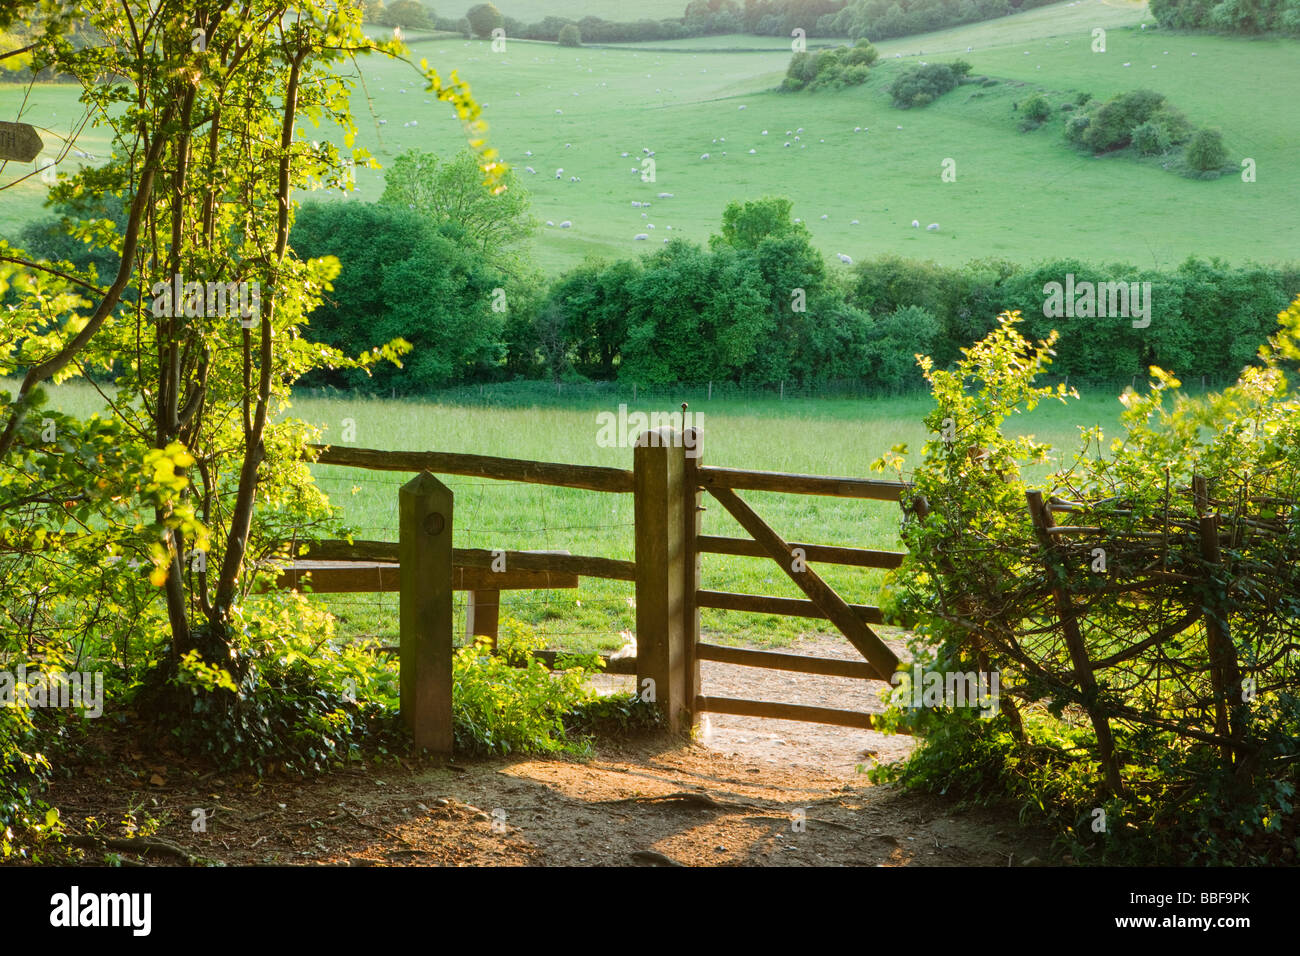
[275,427,914,750]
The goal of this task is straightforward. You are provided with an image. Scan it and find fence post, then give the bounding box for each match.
[466,590,501,652]
[1026,490,1123,796]
[634,427,689,733]
[682,425,703,732]
[399,471,454,753]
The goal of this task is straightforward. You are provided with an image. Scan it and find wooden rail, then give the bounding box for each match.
[696,590,885,625]
[288,539,635,581]
[699,465,907,502]
[696,695,907,732]
[309,444,633,493]
[697,535,904,570]
[696,643,877,680]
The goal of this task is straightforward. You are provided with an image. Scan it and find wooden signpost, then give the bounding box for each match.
[0,122,43,163]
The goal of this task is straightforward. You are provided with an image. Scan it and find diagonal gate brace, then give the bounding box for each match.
[707,485,899,681]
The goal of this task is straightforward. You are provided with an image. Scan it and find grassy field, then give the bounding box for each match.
[31,378,1130,652]
[4,1,1297,273]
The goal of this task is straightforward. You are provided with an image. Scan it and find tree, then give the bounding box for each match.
[558,23,581,46]
[386,0,430,28]
[0,0,501,693]
[380,149,534,274]
[466,2,504,38]
[293,202,506,393]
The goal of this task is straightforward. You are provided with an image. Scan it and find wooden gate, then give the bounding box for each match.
[677,426,910,732]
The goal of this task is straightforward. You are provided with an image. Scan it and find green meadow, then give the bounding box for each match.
[4,1,1297,274]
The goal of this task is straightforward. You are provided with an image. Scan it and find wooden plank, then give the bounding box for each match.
[288,539,631,580]
[272,561,578,593]
[697,535,904,570]
[695,695,904,732]
[704,484,899,680]
[696,589,884,624]
[309,443,633,494]
[699,465,907,501]
[399,472,454,754]
[634,427,689,734]
[696,643,879,680]
[454,548,636,582]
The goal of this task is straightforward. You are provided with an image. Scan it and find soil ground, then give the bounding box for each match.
[23,636,1060,867]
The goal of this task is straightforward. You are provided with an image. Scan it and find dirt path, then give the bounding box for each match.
[32,635,1058,867]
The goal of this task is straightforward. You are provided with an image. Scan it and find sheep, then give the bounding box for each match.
[738,105,746,110]
[556,169,563,178]
[621,151,629,157]
[784,142,791,148]
[854,126,861,132]
[525,166,536,174]
[648,223,655,229]
[748,149,756,154]
[796,127,803,133]
[546,220,555,226]
[837,253,853,264]
[762,130,768,135]
[658,192,673,198]
[820,214,829,220]
[556,109,563,114]
[559,221,572,229]
[642,148,651,154]
[524,150,533,156]
[926,223,939,231]
[850,219,860,225]
[632,201,643,207]
[569,176,578,182]
[700,153,710,159]
[634,233,649,240]
[912,220,920,228]
[378,119,387,125]
[565,143,572,148]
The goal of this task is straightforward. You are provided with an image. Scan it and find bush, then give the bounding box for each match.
[1186,127,1229,171]
[1019,93,1051,129]
[1083,88,1166,151]
[558,23,580,46]
[781,43,874,92]
[1020,93,1051,122]
[1132,119,1171,155]
[889,62,965,108]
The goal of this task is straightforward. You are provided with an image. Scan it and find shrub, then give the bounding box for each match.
[1083,88,1166,151]
[889,62,965,108]
[1132,119,1171,155]
[558,23,581,46]
[843,38,879,67]
[1020,93,1051,122]
[1186,127,1229,171]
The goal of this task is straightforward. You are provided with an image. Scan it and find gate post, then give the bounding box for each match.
[634,428,689,733]
[682,426,703,732]
[399,471,454,753]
